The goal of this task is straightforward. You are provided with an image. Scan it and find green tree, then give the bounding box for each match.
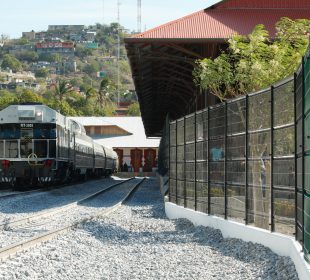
[15,51,38,62]
[75,46,93,59]
[127,102,141,116]
[14,38,28,45]
[38,53,61,63]
[51,79,75,101]
[97,77,111,108]
[83,62,100,76]
[0,90,16,110]
[17,89,43,103]
[194,18,310,100]
[1,54,23,72]
[35,68,49,78]
[46,99,78,116]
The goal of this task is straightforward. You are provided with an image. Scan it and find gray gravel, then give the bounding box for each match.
[0,177,299,280]
[0,176,124,224]
[0,178,138,248]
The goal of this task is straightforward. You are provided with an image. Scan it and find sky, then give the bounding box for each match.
[0,0,219,38]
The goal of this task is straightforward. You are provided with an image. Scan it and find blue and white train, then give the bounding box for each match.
[0,103,118,187]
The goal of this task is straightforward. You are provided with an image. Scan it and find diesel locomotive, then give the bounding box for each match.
[0,103,118,187]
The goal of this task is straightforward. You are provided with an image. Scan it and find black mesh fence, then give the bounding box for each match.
[167,77,298,237]
[154,45,310,250]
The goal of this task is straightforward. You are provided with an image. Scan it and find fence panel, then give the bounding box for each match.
[185,114,196,210]
[273,79,295,235]
[227,98,246,223]
[165,46,310,250]
[196,110,208,213]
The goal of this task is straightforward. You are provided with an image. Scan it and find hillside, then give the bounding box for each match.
[0,23,140,116]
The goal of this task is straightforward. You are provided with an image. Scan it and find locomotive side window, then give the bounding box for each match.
[0,124,20,139]
[5,140,18,158]
[34,124,56,139]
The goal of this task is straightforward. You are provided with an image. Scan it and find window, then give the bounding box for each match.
[5,140,18,158]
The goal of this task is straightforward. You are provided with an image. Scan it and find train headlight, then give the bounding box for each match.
[35,111,43,121]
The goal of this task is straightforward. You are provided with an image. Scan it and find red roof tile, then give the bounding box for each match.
[132,9,310,40]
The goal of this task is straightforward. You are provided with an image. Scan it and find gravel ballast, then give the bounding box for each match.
[0,178,299,280]
[0,177,124,224]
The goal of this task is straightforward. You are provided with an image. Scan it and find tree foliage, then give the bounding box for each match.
[1,54,23,72]
[194,18,310,101]
[38,53,61,63]
[15,51,39,62]
[51,79,75,101]
[127,102,141,116]
[35,67,49,78]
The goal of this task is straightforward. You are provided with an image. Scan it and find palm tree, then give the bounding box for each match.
[97,77,110,108]
[85,87,96,101]
[51,79,74,101]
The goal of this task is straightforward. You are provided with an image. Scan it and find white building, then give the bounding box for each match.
[71,117,160,172]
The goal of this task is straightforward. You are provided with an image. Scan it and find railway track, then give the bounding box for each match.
[0,189,43,200]
[0,177,145,262]
[0,177,107,200]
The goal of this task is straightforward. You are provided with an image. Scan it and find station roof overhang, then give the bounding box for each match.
[125,38,226,137]
[125,6,310,137]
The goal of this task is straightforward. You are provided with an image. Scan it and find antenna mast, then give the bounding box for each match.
[137,0,141,33]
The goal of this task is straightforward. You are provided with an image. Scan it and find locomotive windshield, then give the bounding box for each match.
[0,123,57,158]
[0,124,56,139]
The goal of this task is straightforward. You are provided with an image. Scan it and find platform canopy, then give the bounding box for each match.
[125,0,310,137]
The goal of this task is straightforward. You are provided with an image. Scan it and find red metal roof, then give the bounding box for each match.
[214,0,310,9]
[132,9,310,40]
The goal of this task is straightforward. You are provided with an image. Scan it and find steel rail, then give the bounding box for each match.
[0,177,134,230]
[0,177,145,262]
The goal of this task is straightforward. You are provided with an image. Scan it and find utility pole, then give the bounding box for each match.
[117,0,121,107]
[137,0,141,33]
[102,0,105,24]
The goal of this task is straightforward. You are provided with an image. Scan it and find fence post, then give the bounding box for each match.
[245,95,249,225]
[302,56,305,245]
[169,120,171,202]
[194,111,197,211]
[207,107,211,214]
[271,85,275,232]
[224,102,228,219]
[294,72,298,240]
[175,120,178,205]
[184,116,187,208]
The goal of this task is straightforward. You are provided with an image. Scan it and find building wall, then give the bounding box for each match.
[85,125,129,136]
[48,25,85,32]
[114,147,158,172]
[22,32,35,40]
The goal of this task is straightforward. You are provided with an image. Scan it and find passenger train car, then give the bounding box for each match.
[0,103,118,187]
